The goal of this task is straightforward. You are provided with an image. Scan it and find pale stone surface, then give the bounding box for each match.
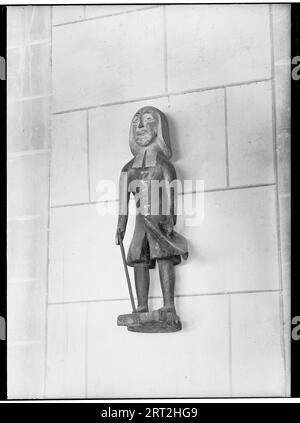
[8,97,51,153]
[85,5,151,19]
[7,217,47,280]
[279,194,290,265]
[7,43,51,99]
[272,3,290,397]
[52,8,165,111]
[7,6,51,47]
[8,280,46,344]
[87,296,230,397]
[7,152,50,217]
[46,303,86,398]
[48,186,279,303]
[282,262,291,323]
[174,186,279,296]
[48,203,135,303]
[51,111,89,206]
[231,291,285,397]
[7,5,52,400]
[282,261,291,395]
[7,342,44,399]
[166,4,271,93]
[272,6,290,137]
[275,65,291,133]
[226,81,275,186]
[272,4,291,66]
[166,90,226,190]
[53,5,85,25]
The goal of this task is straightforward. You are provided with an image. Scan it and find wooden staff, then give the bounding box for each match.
[118,229,137,313]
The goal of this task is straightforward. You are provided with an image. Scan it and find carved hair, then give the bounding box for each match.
[129,106,172,159]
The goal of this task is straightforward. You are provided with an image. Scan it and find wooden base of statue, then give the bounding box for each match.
[117,309,182,333]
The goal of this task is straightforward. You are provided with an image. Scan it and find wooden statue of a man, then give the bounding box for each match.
[116,106,188,332]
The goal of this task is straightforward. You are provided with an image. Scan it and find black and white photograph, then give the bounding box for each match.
[5,1,294,402]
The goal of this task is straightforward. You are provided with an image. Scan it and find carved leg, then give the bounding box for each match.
[157,259,176,313]
[134,264,149,312]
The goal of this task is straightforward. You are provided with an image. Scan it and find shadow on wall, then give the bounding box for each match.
[159,112,206,268]
[166,111,183,172]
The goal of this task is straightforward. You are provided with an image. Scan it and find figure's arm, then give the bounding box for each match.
[115,169,130,245]
[163,161,178,228]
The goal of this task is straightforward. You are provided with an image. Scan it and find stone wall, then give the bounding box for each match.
[7,4,290,398]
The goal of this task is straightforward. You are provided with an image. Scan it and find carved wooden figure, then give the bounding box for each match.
[116,106,188,332]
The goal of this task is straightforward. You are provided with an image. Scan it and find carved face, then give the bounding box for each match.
[131,110,158,147]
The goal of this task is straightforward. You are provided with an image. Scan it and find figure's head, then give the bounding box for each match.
[129,106,172,159]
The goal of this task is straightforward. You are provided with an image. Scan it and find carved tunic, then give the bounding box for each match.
[120,152,184,268]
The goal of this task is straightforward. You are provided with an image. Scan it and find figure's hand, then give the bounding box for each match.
[165,225,173,237]
[115,227,125,245]
[161,218,174,237]
[115,215,128,245]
